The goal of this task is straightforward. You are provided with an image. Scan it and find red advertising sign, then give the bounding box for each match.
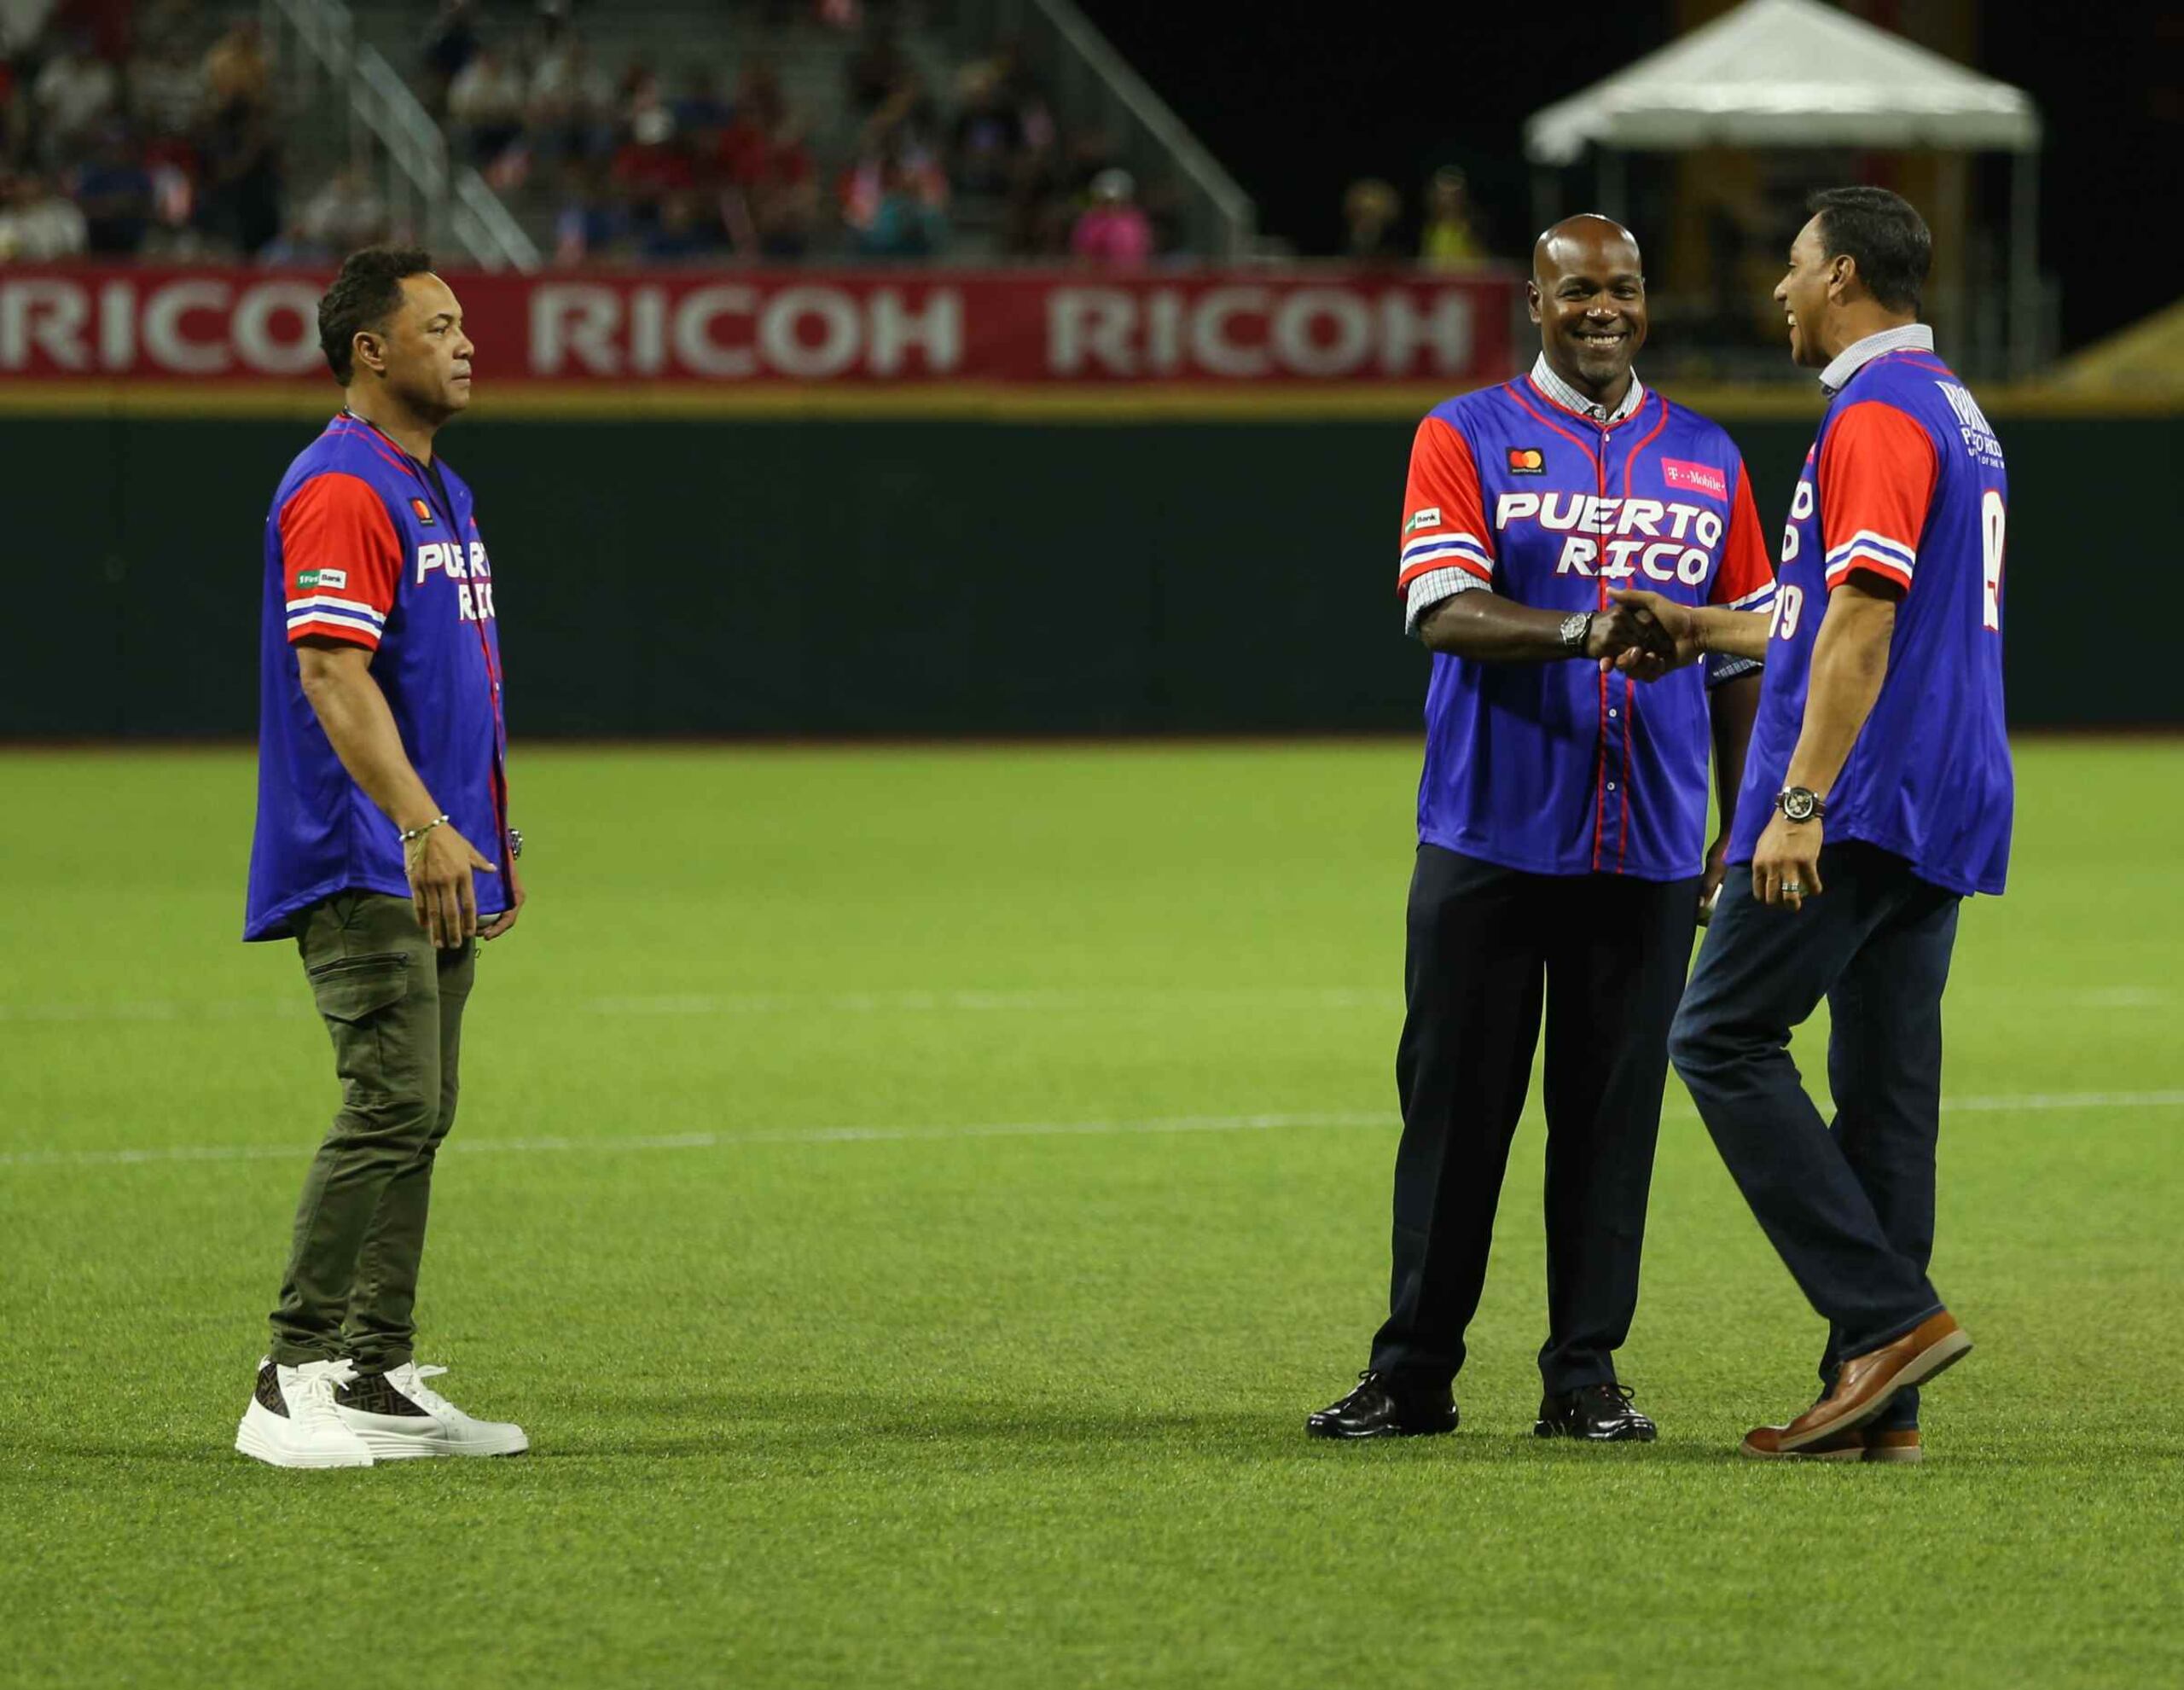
[0,266,1518,388]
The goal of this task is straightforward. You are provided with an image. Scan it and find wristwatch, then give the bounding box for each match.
[1560,611,1594,655]
[1774,787,1827,823]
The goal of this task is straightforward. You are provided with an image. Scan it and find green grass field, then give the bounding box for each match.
[2,740,2180,1687]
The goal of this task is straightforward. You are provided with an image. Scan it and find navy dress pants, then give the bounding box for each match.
[1670,840,1960,1429]
[1370,845,1699,1396]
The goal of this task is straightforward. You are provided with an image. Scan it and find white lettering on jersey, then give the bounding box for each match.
[1937,381,2005,468]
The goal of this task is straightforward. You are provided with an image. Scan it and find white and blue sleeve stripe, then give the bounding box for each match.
[1400,532,1494,577]
[1823,530,1917,586]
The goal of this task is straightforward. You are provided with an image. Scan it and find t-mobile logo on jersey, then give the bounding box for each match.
[415,541,497,623]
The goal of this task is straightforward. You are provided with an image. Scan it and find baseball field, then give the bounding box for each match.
[2,739,2178,1687]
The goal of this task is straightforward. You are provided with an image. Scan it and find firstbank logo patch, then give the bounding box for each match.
[1507,448,1546,474]
[410,497,435,525]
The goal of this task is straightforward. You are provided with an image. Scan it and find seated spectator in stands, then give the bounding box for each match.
[640,189,723,263]
[1070,167,1152,267]
[1419,166,1485,269]
[32,32,119,162]
[673,66,731,133]
[845,148,947,258]
[128,27,209,142]
[0,167,89,260]
[196,68,282,258]
[552,159,628,264]
[421,0,481,117]
[527,12,612,162]
[716,65,813,201]
[845,25,913,116]
[948,59,1051,199]
[611,99,694,229]
[1342,177,1403,262]
[203,17,270,113]
[71,121,153,253]
[448,45,526,168]
[301,166,387,253]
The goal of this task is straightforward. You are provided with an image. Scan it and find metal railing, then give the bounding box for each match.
[952,0,1256,259]
[260,0,541,270]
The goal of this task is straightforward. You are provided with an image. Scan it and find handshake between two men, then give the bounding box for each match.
[1588,588,1718,683]
[1583,586,1851,920]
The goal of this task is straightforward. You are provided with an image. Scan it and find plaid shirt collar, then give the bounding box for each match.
[1819,322,1935,395]
[1528,352,1645,425]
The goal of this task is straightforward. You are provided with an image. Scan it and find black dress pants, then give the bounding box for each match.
[1669,841,1960,1430]
[1370,845,1699,1395]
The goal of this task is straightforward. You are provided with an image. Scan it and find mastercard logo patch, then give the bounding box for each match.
[1507,448,1547,474]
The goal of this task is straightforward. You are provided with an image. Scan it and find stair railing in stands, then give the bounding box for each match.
[259,0,542,270]
[955,0,1258,259]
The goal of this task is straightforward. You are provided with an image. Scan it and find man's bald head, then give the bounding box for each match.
[1526,213,1648,404]
[1533,214,1642,286]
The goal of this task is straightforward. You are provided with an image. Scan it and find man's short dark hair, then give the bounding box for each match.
[1806,188,1930,314]
[317,246,434,384]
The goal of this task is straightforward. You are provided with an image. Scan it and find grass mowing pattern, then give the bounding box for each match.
[1,740,2180,1687]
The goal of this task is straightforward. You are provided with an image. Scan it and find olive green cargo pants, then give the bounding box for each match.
[268,891,475,1372]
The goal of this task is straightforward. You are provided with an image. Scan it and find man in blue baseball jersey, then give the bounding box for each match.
[235,247,528,1468]
[1309,215,1775,1444]
[1612,189,2010,1463]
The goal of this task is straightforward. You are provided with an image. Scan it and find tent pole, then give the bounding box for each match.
[2010,148,2039,379]
[1531,164,1558,243]
[1598,148,1625,221]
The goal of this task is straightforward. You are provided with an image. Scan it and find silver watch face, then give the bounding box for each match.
[1780,787,1818,822]
[1560,613,1590,649]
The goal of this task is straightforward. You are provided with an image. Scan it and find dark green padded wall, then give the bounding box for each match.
[0,413,2169,736]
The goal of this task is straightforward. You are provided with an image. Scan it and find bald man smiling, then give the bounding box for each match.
[1309,217,1777,1445]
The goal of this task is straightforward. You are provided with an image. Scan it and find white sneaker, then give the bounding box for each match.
[334,1361,529,1459]
[235,1357,376,1468]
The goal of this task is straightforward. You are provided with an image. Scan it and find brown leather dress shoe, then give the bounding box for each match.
[1740,1423,1925,1463]
[1775,1310,1971,1452]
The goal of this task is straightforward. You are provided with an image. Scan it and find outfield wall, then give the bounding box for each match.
[1,403,2170,737]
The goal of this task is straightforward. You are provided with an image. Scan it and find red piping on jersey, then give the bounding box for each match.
[337,409,513,879]
[1613,399,1671,872]
[1503,381,1600,465]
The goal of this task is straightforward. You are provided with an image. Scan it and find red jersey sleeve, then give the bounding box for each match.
[280,473,402,650]
[1397,416,1495,595]
[1817,401,1937,594]
[1708,456,1776,610]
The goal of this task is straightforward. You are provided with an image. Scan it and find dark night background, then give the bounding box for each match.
[1080,0,2181,353]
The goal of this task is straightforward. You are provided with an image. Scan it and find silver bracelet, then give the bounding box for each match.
[398,814,451,845]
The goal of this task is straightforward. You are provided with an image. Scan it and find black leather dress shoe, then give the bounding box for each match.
[1306,1371,1458,1439]
[1534,1383,1657,1443]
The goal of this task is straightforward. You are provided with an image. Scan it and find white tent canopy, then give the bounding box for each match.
[1525,0,2041,163]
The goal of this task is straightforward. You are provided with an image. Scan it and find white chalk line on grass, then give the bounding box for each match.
[4,984,2168,1026]
[0,987,1394,1025]
[3,1090,2181,1173]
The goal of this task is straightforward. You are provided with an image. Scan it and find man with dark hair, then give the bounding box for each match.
[236,247,528,1467]
[1606,187,2011,1464]
[1307,215,1776,1445]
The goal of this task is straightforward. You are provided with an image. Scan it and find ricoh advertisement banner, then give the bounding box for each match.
[0,266,1519,394]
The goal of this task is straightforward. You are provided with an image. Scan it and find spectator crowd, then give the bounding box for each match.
[0,0,332,263]
[0,0,1189,269]
[421,0,1181,265]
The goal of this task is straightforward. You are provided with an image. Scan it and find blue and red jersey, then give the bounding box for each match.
[245,413,510,941]
[1728,337,2012,896]
[1399,371,1775,880]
